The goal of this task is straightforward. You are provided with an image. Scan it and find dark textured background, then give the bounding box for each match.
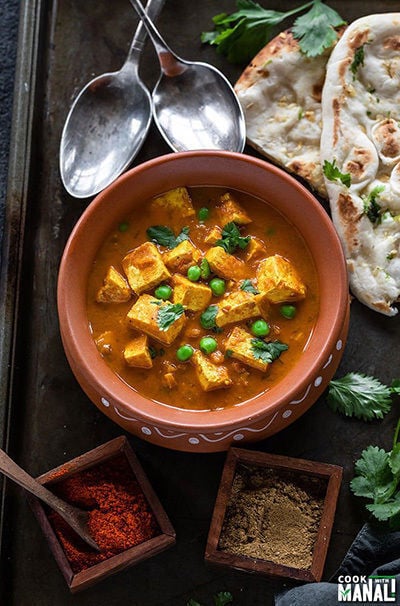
[1,1,399,605]
[0,0,19,244]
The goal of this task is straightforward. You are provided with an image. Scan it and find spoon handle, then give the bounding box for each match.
[127,0,166,59]
[129,0,183,75]
[0,448,99,550]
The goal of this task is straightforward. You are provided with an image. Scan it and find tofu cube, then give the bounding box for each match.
[172,274,212,312]
[225,326,269,372]
[204,226,222,245]
[191,351,232,391]
[215,291,260,327]
[163,240,201,273]
[123,335,153,369]
[256,255,306,303]
[96,266,131,303]
[95,331,117,357]
[127,294,186,345]
[216,192,252,225]
[122,242,170,295]
[162,372,177,389]
[244,238,268,262]
[205,246,246,281]
[151,187,195,218]
[254,292,271,320]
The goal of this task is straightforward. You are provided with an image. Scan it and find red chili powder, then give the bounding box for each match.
[47,454,159,572]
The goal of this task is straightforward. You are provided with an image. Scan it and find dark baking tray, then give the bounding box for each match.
[0,1,399,604]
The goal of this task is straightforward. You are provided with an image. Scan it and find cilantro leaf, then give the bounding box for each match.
[202,0,345,64]
[157,303,185,331]
[251,339,288,364]
[147,225,189,249]
[322,159,351,188]
[362,185,385,225]
[201,1,292,64]
[391,379,400,395]
[350,45,365,77]
[327,373,393,421]
[200,305,219,330]
[350,446,394,501]
[240,279,260,294]
[292,0,345,57]
[214,592,233,606]
[366,494,400,522]
[215,222,250,254]
[351,419,400,529]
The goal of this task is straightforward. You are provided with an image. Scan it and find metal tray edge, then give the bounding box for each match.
[0,0,44,565]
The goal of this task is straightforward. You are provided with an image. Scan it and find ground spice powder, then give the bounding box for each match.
[47,454,159,572]
[218,464,326,570]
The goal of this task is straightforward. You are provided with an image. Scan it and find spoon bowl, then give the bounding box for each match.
[129,0,246,153]
[60,0,165,198]
[153,61,245,152]
[0,448,99,551]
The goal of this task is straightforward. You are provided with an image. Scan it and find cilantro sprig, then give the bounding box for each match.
[350,45,365,77]
[215,222,250,254]
[201,0,345,64]
[240,279,260,294]
[200,305,219,330]
[251,339,288,364]
[362,185,385,225]
[350,418,400,528]
[147,225,189,249]
[327,373,399,421]
[157,303,185,331]
[187,592,233,606]
[322,159,351,188]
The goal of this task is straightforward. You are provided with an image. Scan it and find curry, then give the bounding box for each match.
[87,187,319,411]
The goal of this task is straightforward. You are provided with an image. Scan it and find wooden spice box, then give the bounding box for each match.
[28,436,176,593]
[205,447,342,582]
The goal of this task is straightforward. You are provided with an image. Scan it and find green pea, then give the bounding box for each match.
[176,344,194,362]
[187,265,201,281]
[209,277,226,296]
[280,304,297,319]
[199,336,218,355]
[154,284,172,300]
[198,207,209,221]
[251,319,270,337]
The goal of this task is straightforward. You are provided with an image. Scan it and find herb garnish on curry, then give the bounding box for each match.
[87,187,319,411]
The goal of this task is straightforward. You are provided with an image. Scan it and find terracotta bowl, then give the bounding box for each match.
[58,151,349,453]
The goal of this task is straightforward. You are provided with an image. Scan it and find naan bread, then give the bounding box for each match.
[235,30,340,197]
[321,13,400,316]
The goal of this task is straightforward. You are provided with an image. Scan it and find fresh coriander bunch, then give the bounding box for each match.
[187,592,233,606]
[351,418,400,529]
[201,0,346,64]
[327,373,400,421]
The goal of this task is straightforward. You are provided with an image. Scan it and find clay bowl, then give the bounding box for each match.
[58,151,349,453]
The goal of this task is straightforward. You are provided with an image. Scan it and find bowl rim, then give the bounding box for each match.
[57,150,349,432]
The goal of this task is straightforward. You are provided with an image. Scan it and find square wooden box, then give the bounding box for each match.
[205,447,342,582]
[28,436,176,593]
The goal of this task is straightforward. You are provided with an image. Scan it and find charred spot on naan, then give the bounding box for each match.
[348,28,371,53]
[286,159,325,193]
[342,140,379,186]
[371,119,400,164]
[336,192,362,254]
[383,35,400,50]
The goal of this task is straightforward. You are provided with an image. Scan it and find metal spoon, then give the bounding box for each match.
[0,448,99,551]
[60,0,165,199]
[128,0,246,153]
